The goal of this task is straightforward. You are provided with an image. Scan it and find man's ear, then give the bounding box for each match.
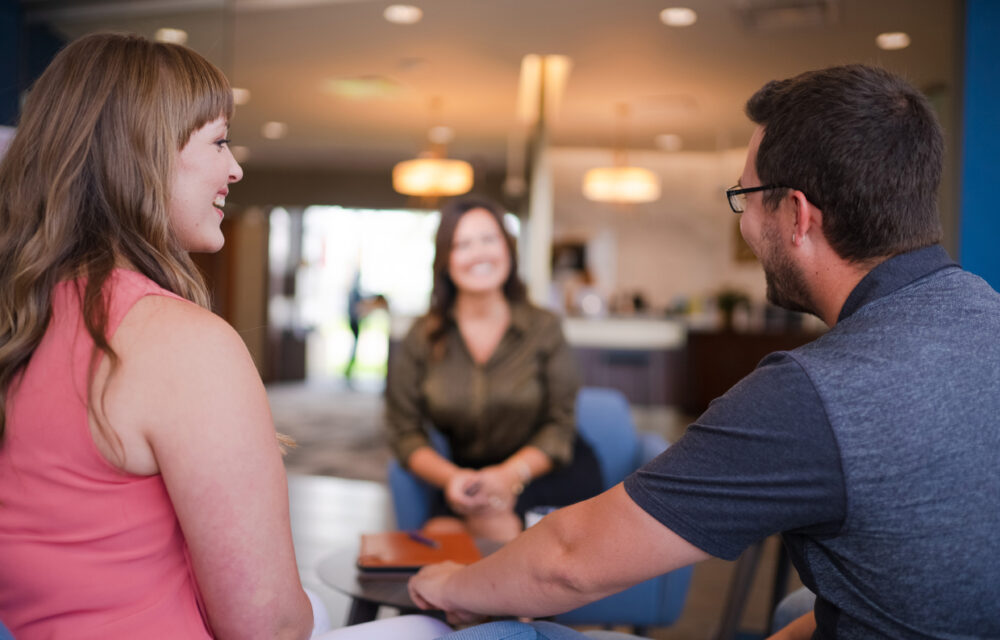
[790,190,819,245]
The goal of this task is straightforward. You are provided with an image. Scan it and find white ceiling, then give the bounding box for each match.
[23,0,961,176]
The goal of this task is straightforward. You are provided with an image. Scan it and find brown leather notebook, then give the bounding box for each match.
[357,531,482,573]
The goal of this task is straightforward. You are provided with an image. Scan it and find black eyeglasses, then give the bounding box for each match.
[726,184,786,214]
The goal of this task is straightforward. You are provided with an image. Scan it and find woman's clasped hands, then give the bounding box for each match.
[444,465,521,515]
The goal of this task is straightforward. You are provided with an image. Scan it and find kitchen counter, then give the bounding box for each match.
[391,314,685,350]
[562,316,685,350]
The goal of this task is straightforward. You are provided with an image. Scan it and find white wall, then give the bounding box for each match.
[549,146,768,310]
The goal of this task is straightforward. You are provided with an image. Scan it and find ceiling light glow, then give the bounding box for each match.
[384,5,423,25]
[261,121,288,139]
[655,133,683,152]
[393,157,473,197]
[323,76,405,100]
[583,167,661,204]
[876,32,911,50]
[659,7,697,27]
[155,28,188,44]
[232,87,251,105]
[428,125,454,145]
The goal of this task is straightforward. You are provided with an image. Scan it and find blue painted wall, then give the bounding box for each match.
[959,0,1000,289]
[0,0,19,126]
[0,2,64,128]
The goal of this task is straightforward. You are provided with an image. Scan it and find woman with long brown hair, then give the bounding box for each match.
[385,197,602,543]
[0,33,312,639]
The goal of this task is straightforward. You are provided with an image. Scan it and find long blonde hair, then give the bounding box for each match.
[0,33,234,444]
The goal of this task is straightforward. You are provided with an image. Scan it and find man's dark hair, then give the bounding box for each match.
[745,64,943,262]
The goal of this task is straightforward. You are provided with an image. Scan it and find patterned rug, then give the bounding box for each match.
[267,378,392,482]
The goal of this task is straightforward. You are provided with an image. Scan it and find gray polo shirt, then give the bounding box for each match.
[626,245,1000,638]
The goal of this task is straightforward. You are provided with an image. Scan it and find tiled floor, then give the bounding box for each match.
[287,473,392,631]
[272,380,800,638]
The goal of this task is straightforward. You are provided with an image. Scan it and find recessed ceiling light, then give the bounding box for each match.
[384,5,423,25]
[397,56,427,72]
[261,121,288,139]
[655,133,683,152]
[230,145,250,163]
[660,7,697,27]
[428,125,454,145]
[876,32,911,50]
[232,87,251,106]
[154,28,188,45]
[322,75,405,99]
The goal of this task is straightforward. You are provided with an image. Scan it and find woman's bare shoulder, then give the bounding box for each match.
[108,293,261,434]
[116,294,247,359]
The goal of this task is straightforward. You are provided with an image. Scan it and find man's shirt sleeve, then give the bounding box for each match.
[624,352,847,560]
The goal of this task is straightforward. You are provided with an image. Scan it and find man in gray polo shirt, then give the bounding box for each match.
[409,65,1000,639]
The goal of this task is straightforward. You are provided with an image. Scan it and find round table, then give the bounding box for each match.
[317,539,501,626]
[317,546,430,625]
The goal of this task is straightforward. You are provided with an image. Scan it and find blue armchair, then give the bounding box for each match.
[387,386,693,633]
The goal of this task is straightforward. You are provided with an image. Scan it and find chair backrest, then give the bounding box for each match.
[575,387,641,488]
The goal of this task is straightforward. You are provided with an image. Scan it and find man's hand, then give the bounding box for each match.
[408,561,485,625]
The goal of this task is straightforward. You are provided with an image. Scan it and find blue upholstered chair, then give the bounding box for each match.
[387,386,693,634]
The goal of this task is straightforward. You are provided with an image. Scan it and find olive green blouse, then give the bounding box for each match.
[384,303,581,469]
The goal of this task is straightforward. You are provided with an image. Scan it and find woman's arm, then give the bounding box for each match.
[470,445,552,507]
[104,296,312,640]
[523,313,580,467]
[384,326,437,471]
[407,445,461,488]
[408,445,489,514]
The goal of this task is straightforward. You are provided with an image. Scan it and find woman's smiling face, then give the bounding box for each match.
[448,207,511,296]
[167,116,243,253]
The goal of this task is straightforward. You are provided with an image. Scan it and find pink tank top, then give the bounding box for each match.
[0,270,213,639]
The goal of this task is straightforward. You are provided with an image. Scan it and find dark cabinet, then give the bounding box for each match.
[572,347,684,407]
[680,329,824,415]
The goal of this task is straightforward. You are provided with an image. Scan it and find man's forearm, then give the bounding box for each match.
[413,484,709,618]
[440,506,607,617]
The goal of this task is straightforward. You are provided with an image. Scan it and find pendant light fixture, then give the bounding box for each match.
[582,103,661,204]
[392,98,474,198]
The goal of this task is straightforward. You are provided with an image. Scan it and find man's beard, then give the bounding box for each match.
[760,222,817,316]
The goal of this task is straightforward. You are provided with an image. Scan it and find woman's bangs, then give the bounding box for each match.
[167,46,234,146]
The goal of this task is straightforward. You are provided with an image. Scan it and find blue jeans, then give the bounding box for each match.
[441,621,648,640]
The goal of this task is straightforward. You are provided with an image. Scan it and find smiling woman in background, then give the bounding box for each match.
[0,33,312,639]
[385,196,603,543]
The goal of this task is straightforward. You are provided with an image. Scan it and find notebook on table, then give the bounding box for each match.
[356,531,482,576]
